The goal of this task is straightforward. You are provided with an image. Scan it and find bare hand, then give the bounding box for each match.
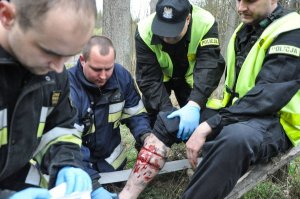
[186,122,212,169]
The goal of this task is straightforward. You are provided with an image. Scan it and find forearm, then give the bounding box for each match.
[119,134,170,199]
[135,31,173,113]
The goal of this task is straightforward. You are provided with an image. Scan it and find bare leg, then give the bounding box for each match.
[119,133,170,199]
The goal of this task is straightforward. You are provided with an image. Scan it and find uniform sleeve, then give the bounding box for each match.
[207,29,300,130]
[121,69,152,144]
[189,22,225,108]
[41,69,84,188]
[135,28,173,115]
[68,69,82,124]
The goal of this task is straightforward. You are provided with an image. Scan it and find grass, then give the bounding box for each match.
[120,124,300,199]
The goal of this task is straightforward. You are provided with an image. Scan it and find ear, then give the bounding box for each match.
[186,14,191,25]
[0,1,16,29]
[79,55,86,66]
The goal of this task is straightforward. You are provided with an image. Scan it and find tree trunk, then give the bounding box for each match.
[103,0,134,72]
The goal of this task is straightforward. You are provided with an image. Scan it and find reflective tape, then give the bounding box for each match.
[37,107,49,138]
[200,38,219,47]
[33,127,82,163]
[269,45,300,57]
[105,143,127,169]
[0,109,8,147]
[123,100,145,115]
[109,101,125,114]
[25,159,49,188]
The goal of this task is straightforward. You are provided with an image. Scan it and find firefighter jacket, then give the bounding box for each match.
[68,61,152,172]
[0,47,83,196]
[206,7,300,146]
[135,4,225,114]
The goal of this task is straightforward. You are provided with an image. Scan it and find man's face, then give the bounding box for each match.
[82,46,115,88]
[7,6,94,75]
[236,0,277,25]
[161,14,191,45]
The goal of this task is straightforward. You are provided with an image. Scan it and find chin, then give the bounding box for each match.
[241,19,254,25]
[29,68,50,76]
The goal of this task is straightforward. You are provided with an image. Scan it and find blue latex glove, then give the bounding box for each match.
[91,187,118,199]
[55,166,92,195]
[167,104,200,140]
[10,187,51,199]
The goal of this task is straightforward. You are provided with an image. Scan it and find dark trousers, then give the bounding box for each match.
[181,114,291,199]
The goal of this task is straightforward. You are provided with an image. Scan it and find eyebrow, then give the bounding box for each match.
[39,45,78,57]
[89,64,114,71]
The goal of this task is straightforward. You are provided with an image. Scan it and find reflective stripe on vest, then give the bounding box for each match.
[138,5,215,87]
[207,12,300,146]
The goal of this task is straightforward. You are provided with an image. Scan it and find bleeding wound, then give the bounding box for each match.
[134,145,164,173]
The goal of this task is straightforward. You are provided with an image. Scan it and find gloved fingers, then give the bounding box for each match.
[182,126,192,141]
[74,170,92,192]
[65,172,76,194]
[111,192,119,198]
[55,171,66,187]
[72,174,82,193]
[177,123,184,139]
[184,126,197,141]
[167,110,180,119]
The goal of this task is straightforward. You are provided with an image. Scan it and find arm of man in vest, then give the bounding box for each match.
[189,21,225,110]
[135,28,174,125]
[167,22,225,140]
[210,29,300,130]
[119,109,182,199]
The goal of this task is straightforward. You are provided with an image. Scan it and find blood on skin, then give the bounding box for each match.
[133,145,164,177]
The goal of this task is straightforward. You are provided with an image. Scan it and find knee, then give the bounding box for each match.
[219,124,262,152]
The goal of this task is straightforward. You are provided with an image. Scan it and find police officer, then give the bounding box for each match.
[135,0,225,140]
[68,36,152,199]
[0,0,96,198]
[183,0,300,198]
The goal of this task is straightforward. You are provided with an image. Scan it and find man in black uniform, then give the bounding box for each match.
[0,0,97,198]
[120,0,300,198]
[135,0,225,141]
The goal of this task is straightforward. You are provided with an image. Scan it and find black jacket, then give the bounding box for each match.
[0,47,83,197]
[207,7,300,131]
[135,18,225,113]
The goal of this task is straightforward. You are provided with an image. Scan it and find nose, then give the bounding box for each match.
[237,0,248,12]
[49,56,70,73]
[98,70,106,80]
